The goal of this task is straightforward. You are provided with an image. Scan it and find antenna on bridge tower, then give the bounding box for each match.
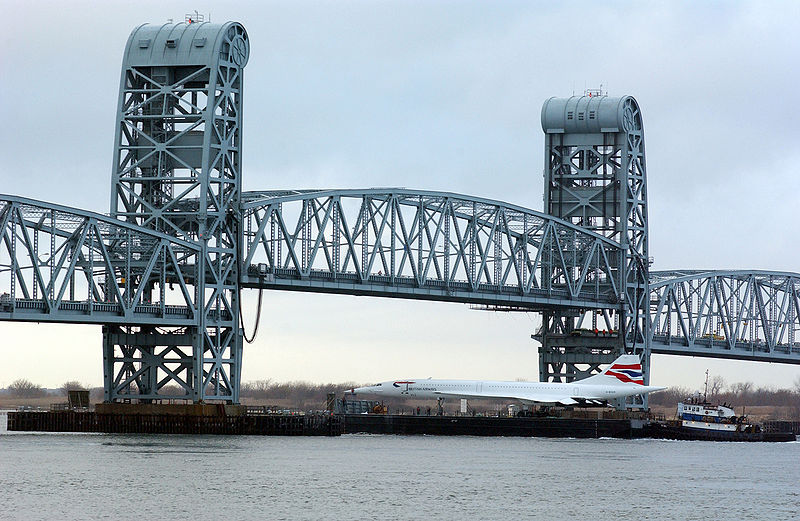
[185,11,204,23]
[584,85,605,97]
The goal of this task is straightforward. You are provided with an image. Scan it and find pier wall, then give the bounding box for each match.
[343,414,643,438]
[8,407,341,436]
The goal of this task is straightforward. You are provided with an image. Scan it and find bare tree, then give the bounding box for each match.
[8,379,47,398]
[241,379,273,398]
[159,384,188,396]
[60,380,87,396]
[89,387,104,401]
[730,381,753,399]
[708,375,726,398]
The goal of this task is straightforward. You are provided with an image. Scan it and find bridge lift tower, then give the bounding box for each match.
[106,22,249,402]
[537,94,651,390]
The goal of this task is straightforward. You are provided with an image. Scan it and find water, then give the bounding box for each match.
[1,412,798,521]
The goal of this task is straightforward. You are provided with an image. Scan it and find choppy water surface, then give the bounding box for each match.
[1,412,797,520]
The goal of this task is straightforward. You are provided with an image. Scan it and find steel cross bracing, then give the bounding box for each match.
[0,195,200,326]
[649,270,800,364]
[239,189,623,310]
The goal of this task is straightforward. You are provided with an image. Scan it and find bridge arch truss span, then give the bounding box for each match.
[241,189,624,309]
[649,270,800,363]
[0,195,200,325]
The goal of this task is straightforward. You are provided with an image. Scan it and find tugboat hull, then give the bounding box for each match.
[645,421,796,442]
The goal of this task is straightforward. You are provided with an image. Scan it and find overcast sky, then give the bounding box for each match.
[1,1,798,392]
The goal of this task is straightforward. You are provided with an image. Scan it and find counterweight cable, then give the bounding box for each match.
[235,210,264,344]
[240,284,263,344]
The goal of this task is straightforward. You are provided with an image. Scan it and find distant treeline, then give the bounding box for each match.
[0,379,99,399]
[240,380,360,407]
[0,378,358,408]
[648,382,800,409]
[4,377,799,411]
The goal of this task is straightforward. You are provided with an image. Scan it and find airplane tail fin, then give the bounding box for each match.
[578,355,645,386]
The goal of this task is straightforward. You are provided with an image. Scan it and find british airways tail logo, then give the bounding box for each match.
[606,364,644,385]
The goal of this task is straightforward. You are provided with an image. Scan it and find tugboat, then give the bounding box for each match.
[646,371,796,442]
[676,393,756,436]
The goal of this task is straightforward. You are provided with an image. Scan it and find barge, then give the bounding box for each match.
[342,412,645,438]
[6,403,341,436]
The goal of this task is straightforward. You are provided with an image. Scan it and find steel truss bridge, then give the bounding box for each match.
[650,271,800,363]
[1,21,797,404]
[239,189,621,309]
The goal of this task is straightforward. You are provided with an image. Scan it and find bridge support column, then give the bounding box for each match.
[108,21,249,403]
[101,326,243,403]
[537,311,622,382]
[540,94,651,407]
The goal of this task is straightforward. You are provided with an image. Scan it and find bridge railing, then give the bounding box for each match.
[241,189,623,308]
[649,270,800,363]
[0,195,200,325]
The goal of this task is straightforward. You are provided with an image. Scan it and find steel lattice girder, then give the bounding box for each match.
[649,270,800,363]
[240,189,624,309]
[0,195,200,325]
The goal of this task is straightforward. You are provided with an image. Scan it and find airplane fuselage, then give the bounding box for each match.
[390,380,615,399]
[351,355,665,406]
[352,378,662,405]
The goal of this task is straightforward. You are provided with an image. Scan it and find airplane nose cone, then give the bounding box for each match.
[352,385,381,394]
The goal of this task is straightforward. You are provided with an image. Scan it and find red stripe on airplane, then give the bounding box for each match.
[610,364,641,370]
[606,370,644,385]
[394,381,415,384]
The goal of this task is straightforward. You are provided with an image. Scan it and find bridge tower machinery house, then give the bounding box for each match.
[538,95,650,388]
[108,21,249,402]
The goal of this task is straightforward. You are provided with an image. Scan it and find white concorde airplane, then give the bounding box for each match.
[349,355,665,406]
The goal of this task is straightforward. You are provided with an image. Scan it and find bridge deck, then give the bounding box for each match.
[651,334,800,364]
[0,298,197,326]
[242,267,617,310]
